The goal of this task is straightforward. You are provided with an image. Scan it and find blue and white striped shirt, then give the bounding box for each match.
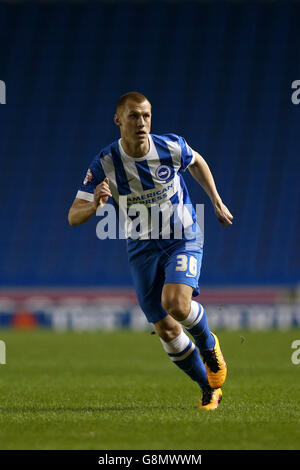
[76,133,201,241]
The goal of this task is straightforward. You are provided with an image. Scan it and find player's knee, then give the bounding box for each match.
[161,295,190,321]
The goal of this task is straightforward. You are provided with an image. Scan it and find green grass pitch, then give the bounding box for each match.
[0,328,299,450]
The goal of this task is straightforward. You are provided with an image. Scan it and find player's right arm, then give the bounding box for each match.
[68,177,112,226]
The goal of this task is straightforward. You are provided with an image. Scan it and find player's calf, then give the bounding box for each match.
[154,315,181,342]
[180,301,227,389]
[154,317,210,392]
[180,300,215,352]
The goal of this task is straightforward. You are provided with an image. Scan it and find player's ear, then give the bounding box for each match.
[114,113,121,127]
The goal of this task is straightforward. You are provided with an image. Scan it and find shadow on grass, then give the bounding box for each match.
[0,405,192,413]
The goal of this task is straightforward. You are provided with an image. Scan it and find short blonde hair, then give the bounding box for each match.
[116,91,151,112]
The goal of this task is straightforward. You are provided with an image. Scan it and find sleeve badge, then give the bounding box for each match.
[83,169,93,185]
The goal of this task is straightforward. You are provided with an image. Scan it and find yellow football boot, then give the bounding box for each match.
[198,387,222,410]
[201,332,227,389]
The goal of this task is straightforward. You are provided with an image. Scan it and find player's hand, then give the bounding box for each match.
[93,178,112,209]
[214,200,233,226]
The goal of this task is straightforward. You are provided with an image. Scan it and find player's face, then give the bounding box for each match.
[115,100,152,145]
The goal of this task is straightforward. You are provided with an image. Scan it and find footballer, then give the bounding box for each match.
[68,92,233,410]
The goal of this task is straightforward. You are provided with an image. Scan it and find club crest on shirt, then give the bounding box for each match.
[83,169,93,185]
[155,165,172,181]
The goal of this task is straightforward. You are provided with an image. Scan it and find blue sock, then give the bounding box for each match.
[160,330,209,389]
[181,301,215,354]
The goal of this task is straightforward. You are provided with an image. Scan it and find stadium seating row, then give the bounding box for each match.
[0,2,299,287]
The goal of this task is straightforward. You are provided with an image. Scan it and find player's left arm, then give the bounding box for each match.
[188,150,233,226]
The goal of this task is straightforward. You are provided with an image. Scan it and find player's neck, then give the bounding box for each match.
[121,137,150,158]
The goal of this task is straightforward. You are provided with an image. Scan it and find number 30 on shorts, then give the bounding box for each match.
[175,254,197,277]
